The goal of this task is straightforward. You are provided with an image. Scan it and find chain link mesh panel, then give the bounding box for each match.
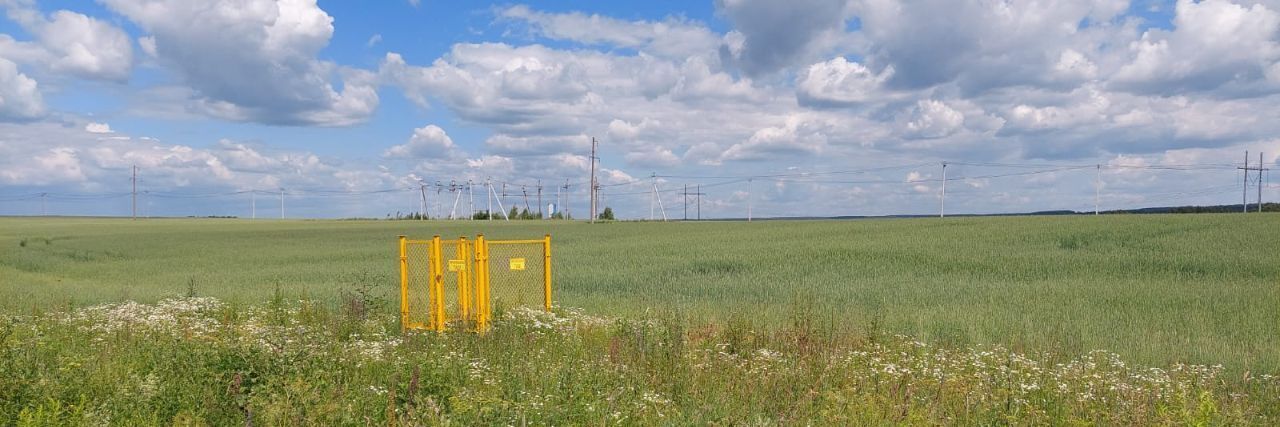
[440,240,462,323]
[404,241,433,329]
[440,239,479,328]
[486,241,547,313]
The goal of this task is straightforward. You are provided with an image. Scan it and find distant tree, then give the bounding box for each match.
[598,207,614,221]
[519,208,533,220]
[509,206,519,220]
[472,210,490,220]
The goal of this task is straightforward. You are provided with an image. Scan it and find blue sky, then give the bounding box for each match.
[0,0,1277,219]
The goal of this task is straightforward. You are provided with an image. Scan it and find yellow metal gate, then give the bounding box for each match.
[399,234,551,332]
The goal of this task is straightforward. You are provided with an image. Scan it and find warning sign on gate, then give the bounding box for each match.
[448,259,466,272]
[509,258,526,271]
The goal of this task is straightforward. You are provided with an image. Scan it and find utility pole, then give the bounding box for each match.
[1259,152,1265,213]
[1243,151,1249,213]
[650,173,657,220]
[251,191,256,219]
[589,137,598,223]
[131,165,138,220]
[280,188,285,219]
[419,182,429,220]
[1239,151,1269,213]
[468,180,475,220]
[522,185,531,215]
[651,175,668,222]
[537,179,543,219]
[488,181,510,220]
[1095,164,1101,215]
[563,179,571,219]
[940,162,947,218]
[747,178,752,222]
[487,178,493,221]
[596,186,604,219]
[697,184,702,220]
[679,184,705,221]
[449,181,461,220]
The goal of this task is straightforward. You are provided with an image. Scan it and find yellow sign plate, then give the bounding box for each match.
[509,258,526,271]
[447,259,465,272]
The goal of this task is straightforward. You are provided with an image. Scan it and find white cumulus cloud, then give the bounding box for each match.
[84,122,112,133]
[100,0,378,126]
[0,57,44,120]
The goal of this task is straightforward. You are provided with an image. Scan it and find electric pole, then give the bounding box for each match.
[251,191,256,219]
[563,179,571,219]
[940,162,947,218]
[419,182,429,220]
[1239,151,1268,212]
[697,184,702,220]
[131,165,138,220]
[650,173,656,220]
[522,185,531,215]
[1259,152,1267,213]
[651,175,668,222]
[280,188,285,219]
[1243,151,1249,213]
[747,178,752,222]
[589,137,598,223]
[468,180,475,220]
[449,181,461,220]
[487,178,493,220]
[488,180,510,220]
[537,179,543,219]
[1094,164,1101,215]
[679,184,705,221]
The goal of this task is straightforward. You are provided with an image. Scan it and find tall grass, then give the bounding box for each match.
[2,298,1276,424]
[0,214,1277,373]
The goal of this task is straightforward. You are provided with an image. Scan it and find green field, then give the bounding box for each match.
[2,215,1278,424]
[2,215,1277,370]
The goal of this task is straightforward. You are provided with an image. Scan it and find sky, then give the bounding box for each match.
[0,0,1277,219]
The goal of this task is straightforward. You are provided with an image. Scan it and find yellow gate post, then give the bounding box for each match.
[474,234,489,332]
[543,234,552,312]
[398,235,409,331]
[459,236,471,325]
[431,235,445,332]
[483,236,492,330]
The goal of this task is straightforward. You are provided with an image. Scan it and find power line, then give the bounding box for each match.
[4,153,1267,219]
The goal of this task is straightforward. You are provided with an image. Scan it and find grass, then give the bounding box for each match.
[1,214,1278,423]
[3,297,1277,424]
[1,215,1276,371]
